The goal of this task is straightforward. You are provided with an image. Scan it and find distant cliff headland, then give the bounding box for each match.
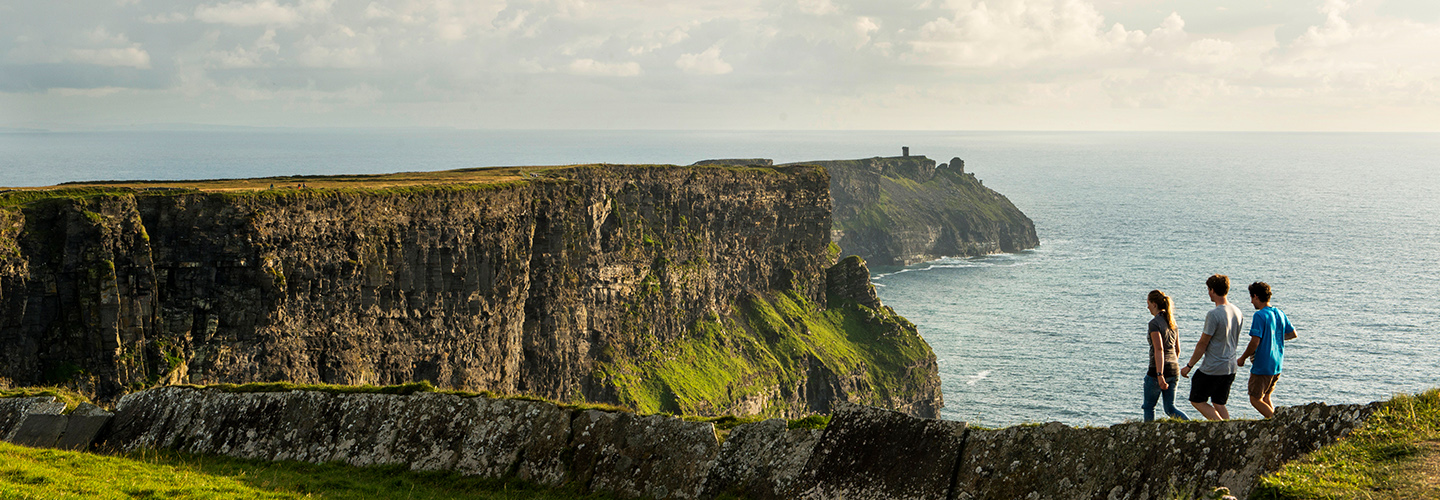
[0,162,942,418]
[801,154,1039,267]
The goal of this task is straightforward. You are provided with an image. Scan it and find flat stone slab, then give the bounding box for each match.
[1,397,66,439]
[56,414,112,450]
[7,414,68,448]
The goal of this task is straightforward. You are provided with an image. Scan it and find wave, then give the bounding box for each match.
[966,370,992,386]
[871,256,1032,280]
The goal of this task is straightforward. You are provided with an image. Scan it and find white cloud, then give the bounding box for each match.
[853,16,878,48]
[567,58,642,76]
[141,12,189,24]
[797,0,839,16]
[195,0,304,26]
[49,87,126,97]
[67,46,152,68]
[7,0,1440,130]
[628,28,690,55]
[676,45,732,75]
[907,0,1150,68]
[205,29,279,68]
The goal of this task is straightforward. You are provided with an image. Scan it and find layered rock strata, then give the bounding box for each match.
[0,165,941,418]
[6,386,1374,500]
[799,155,1039,267]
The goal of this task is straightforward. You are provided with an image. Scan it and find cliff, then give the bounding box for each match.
[0,165,941,418]
[1,386,1379,500]
[793,155,1039,267]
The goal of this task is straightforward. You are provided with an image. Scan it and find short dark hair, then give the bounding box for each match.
[1206,274,1230,296]
[1248,281,1272,302]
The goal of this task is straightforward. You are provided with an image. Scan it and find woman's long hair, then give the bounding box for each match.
[1147,289,1176,331]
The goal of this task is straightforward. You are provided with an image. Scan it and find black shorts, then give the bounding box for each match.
[1188,370,1237,405]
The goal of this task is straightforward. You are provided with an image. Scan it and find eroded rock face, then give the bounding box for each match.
[702,419,823,499]
[0,165,942,419]
[796,402,969,500]
[800,156,1040,267]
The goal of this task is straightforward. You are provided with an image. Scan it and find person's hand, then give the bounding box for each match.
[1158,378,1169,390]
[1181,366,1191,378]
[1237,356,1247,367]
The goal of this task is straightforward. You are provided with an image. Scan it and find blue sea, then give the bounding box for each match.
[3,130,1438,426]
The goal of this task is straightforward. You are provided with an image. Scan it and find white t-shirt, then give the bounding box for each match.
[1199,303,1244,375]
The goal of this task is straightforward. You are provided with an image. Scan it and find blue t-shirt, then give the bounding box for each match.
[1249,307,1294,375]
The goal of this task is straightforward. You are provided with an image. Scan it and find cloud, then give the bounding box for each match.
[5,0,1440,130]
[194,0,305,26]
[141,12,189,24]
[69,46,152,68]
[797,0,839,16]
[676,45,733,75]
[567,58,642,76]
[206,29,280,68]
[906,0,1152,68]
[48,86,126,97]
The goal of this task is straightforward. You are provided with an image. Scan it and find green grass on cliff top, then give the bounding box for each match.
[0,164,803,207]
[0,442,618,500]
[1253,388,1440,500]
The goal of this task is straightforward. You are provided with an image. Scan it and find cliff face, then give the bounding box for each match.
[0,165,940,418]
[797,156,1039,267]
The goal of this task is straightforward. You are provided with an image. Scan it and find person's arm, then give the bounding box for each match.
[1237,336,1260,366]
[1182,333,1212,378]
[1151,330,1169,389]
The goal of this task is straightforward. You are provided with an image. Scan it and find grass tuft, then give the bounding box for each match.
[1252,388,1440,500]
[0,386,94,413]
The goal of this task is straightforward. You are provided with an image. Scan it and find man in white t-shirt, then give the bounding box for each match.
[1180,274,1244,420]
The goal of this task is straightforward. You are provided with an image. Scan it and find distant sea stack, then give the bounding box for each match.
[788,152,1039,267]
[0,164,941,419]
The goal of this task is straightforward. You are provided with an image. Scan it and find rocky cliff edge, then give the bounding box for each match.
[0,164,941,418]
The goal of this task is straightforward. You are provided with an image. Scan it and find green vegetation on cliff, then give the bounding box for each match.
[0,442,616,500]
[1254,388,1440,499]
[595,289,935,417]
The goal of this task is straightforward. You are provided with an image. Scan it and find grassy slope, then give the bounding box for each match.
[1253,388,1440,500]
[595,290,933,417]
[0,442,616,500]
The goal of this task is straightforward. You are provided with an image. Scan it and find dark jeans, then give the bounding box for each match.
[1143,375,1190,422]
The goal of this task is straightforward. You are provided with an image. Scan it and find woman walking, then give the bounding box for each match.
[1144,290,1190,421]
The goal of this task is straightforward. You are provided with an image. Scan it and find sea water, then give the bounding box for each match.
[3,130,1438,426]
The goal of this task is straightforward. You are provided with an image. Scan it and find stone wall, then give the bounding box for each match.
[0,387,1376,500]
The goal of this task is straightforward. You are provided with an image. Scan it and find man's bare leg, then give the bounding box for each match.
[1190,401,1222,420]
[1214,404,1230,420]
[1250,396,1275,418]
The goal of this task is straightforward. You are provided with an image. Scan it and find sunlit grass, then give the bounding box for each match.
[1252,388,1440,500]
[0,441,617,500]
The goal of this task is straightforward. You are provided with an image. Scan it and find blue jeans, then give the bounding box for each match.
[1143,375,1190,422]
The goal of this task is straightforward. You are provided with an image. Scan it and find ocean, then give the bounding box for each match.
[3,130,1438,426]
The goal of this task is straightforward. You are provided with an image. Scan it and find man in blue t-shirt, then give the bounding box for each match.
[1236,281,1298,418]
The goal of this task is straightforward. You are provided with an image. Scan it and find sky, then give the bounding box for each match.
[1,0,1439,131]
